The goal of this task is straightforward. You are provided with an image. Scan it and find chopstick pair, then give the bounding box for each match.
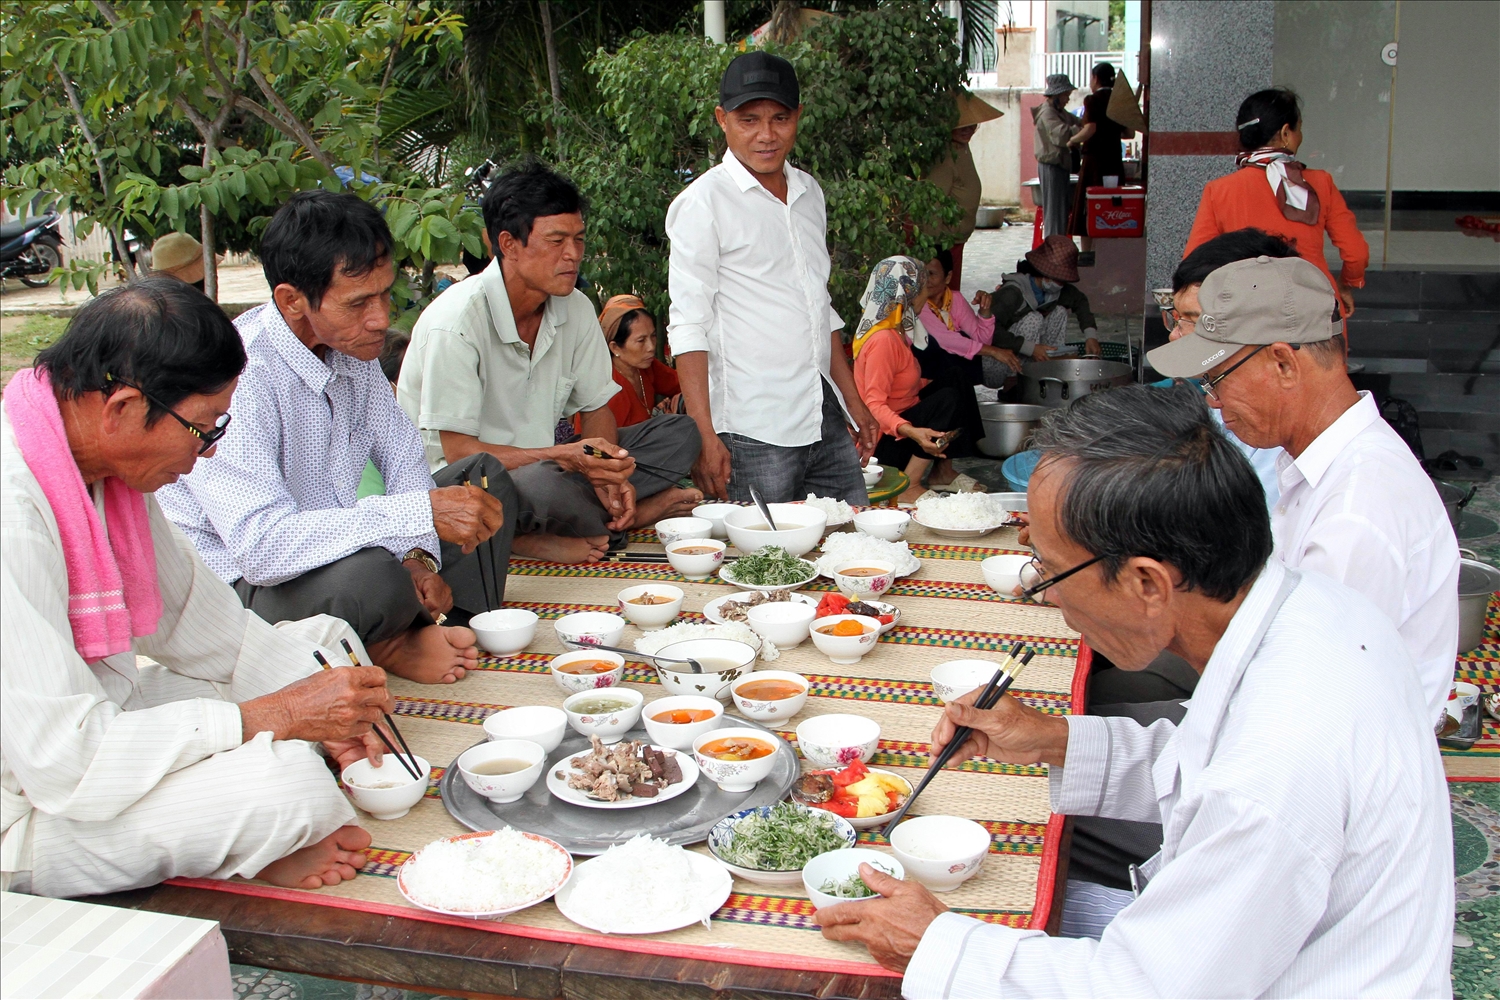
[462,472,498,613]
[581,443,682,485]
[881,641,1036,837]
[313,644,423,782]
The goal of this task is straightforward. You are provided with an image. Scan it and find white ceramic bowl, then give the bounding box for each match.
[809,614,882,665]
[469,608,539,655]
[746,600,816,648]
[730,670,810,722]
[930,659,1005,704]
[802,848,903,910]
[853,508,911,541]
[655,516,714,547]
[861,464,885,488]
[456,740,545,804]
[707,805,856,886]
[616,583,684,631]
[795,713,880,768]
[723,503,828,558]
[341,755,431,820]
[561,687,644,745]
[664,538,727,580]
[889,815,991,892]
[483,705,567,753]
[653,638,757,701]
[693,502,740,540]
[692,726,781,792]
[831,558,897,599]
[1448,681,1481,721]
[553,611,626,650]
[548,648,626,694]
[641,695,725,750]
[980,554,1038,597]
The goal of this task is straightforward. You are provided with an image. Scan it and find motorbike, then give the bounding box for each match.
[0,212,65,287]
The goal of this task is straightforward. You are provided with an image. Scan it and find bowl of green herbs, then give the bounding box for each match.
[708,801,856,886]
[802,848,905,909]
[719,546,820,594]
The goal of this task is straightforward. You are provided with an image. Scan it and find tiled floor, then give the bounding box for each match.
[231,965,459,1000]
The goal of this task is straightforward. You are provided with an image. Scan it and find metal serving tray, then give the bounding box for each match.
[439,715,799,855]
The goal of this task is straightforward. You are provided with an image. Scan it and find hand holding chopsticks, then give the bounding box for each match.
[312,646,423,783]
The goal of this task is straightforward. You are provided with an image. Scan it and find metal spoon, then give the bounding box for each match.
[748,483,778,531]
[571,641,703,674]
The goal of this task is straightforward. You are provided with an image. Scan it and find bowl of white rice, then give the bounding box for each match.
[397,828,572,920]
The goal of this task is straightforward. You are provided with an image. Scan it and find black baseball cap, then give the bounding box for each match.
[719,52,800,112]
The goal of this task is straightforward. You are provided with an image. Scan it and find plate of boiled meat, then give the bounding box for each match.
[545,736,701,809]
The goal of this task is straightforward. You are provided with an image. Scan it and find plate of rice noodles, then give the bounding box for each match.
[796,494,855,528]
[397,828,573,920]
[910,492,1025,539]
[553,834,733,934]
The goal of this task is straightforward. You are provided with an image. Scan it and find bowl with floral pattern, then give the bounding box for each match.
[794,713,880,769]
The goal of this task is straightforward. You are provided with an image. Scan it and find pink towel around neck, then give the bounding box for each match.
[4,367,162,661]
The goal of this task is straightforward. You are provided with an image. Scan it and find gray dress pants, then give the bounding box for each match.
[1038,161,1073,238]
[234,453,518,645]
[719,380,870,506]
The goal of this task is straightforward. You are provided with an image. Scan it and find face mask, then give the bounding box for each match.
[1036,277,1061,292]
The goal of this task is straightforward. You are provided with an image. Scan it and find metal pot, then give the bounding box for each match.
[1434,480,1477,529]
[1020,359,1134,407]
[1457,550,1500,654]
[977,402,1048,458]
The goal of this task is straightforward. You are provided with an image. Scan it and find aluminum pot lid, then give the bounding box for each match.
[1458,559,1500,597]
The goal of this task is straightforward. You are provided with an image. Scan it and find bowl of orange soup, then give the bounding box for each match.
[549,648,626,694]
[642,695,724,750]
[692,727,781,792]
[730,671,810,721]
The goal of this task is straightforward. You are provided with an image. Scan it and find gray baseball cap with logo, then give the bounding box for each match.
[1146,255,1338,378]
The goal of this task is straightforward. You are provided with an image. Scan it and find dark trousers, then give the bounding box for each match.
[233,453,518,646]
[914,340,985,392]
[720,381,869,506]
[873,383,984,469]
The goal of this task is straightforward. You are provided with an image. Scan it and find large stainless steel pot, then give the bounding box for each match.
[1434,480,1477,529]
[977,402,1048,458]
[1458,550,1500,654]
[1020,359,1134,407]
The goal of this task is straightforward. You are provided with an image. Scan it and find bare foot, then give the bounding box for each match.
[513,532,610,564]
[897,485,928,504]
[254,825,371,889]
[630,486,704,528]
[369,624,477,684]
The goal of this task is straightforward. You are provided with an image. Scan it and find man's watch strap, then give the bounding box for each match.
[402,548,439,573]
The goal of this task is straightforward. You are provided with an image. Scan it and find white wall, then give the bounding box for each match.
[969,88,1028,205]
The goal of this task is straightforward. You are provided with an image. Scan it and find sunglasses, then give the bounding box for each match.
[104,374,231,455]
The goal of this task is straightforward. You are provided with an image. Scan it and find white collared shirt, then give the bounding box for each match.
[1271,390,1459,720]
[666,152,847,447]
[903,562,1453,998]
[158,303,441,586]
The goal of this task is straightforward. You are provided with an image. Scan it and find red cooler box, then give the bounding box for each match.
[1085,185,1145,237]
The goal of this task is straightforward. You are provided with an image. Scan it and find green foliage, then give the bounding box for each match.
[544,2,963,329]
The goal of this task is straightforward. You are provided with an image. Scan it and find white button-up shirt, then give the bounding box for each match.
[903,562,1453,998]
[666,151,847,447]
[1271,390,1459,720]
[158,303,440,586]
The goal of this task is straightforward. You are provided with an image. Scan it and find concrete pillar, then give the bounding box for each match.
[704,1,726,44]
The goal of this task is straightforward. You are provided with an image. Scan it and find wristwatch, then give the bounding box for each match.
[402,548,439,574]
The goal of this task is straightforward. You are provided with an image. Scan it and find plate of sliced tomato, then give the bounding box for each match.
[790,758,912,831]
[813,593,900,635]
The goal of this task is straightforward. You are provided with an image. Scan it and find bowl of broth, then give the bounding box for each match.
[341,754,431,820]
[616,583,684,631]
[456,739,546,804]
[561,687,644,745]
[652,638,758,701]
[692,727,781,792]
[730,670,810,721]
[642,695,725,749]
[809,614,882,665]
[655,516,714,547]
[548,648,626,694]
[664,538,727,581]
[553,611,627,651]
[723,503,828,558]
[831,559,896,599]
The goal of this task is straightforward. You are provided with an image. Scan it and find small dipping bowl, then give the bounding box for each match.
[930,660,1005,704]
[730,670,809,722]
[456,740,545,804]
[617,583,684,631]
[853,508,911,541]
[809,614,882,665]
[483,705,567,753]
[889,815,991,892]
[980,554,1038,597]
[469,608,539,655]
[653,637,757,700]
[861,464,885,488]
[664,538,727,581]
[562,687,644,745]
[831,558,896,599]
[1448,681,1481,721]
[692,726,780,792]
[802,848,904,910]
[549,648,626,694]
[693,502,740,540]
[746,600,816,648]
[341,755,431,820]
[642,695,724,750]
[553,611,626,650]
[655,516,713,547]
[795,713,880,768]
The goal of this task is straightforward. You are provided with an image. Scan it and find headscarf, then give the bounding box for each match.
[1235,146,1321,225]
[851,256,923,358]
[599,293,648,342]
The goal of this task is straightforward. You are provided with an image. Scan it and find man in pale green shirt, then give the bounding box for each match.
[400,162,701,563]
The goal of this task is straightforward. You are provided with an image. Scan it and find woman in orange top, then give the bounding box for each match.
[597,294,683,429]
[1185,88,1368,316]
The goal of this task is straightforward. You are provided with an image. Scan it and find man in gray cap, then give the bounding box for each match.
[1032,75,1080,239]
[1148,255,1459,724]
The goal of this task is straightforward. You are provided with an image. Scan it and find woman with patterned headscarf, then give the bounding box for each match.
[852,256,987,500]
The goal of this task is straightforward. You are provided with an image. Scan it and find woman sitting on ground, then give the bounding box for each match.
[597,294,687,428]
[974,235,1101,379]
[851,256,987,502]
[910,249,1024,391]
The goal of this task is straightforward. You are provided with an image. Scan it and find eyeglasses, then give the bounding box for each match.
[104,374,231,455]
[1188,343,1271,402]
[1019,551,1109,600]
[1159,307,1196,335]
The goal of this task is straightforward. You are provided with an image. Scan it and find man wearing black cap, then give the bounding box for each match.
[666,52,878,505]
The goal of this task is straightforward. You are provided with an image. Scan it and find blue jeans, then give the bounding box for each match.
[720,380,870,505]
